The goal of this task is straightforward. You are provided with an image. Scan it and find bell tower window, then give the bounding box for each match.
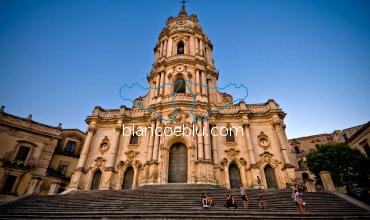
[173,75,186,93]
[177,41,184,54]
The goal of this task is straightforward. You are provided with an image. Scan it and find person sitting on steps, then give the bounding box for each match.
[201,193,207,208]
[205,193,213,208]
[225,194,238,209]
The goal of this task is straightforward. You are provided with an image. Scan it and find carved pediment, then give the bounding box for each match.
[125,150,139,163]
[94,157,106,167]
[225,148,240,159]
[257,151,281,168]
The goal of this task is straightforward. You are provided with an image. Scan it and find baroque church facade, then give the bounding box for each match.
[68,6,299,191]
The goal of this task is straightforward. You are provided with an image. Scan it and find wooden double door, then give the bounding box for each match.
[168,143,187,183]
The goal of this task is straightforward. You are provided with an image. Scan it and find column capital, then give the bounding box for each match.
[88,124,97,133]
[115,121,123,131]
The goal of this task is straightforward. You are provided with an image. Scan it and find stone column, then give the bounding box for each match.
[107,120,123,168]
[69,122,96,189]
[200,40,204,56]
[146,120,156,162]
[273,122,291,166]
[152,120,161,161]
[195,38,199,54]
[167,38,172,57]
[159,41,163,58]
[203,120,212,161]
[144,119,155,182]
[320,171,336,192]
[148,81,153,103]
[210,123,219,164]
[197,118,204,160]
[201,70,207,95]
[163,40,167,57]
[132,166,139,188]
[155,73,160,97]
[189,36,195,55]
[195,69,200,94]
[77,123,96,169]
[163,72,169,95]
[159,72,165,95]
[243,122,256,165]
[48,182,61,195]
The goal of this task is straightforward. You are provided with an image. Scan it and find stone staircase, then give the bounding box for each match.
[0,184,369,219]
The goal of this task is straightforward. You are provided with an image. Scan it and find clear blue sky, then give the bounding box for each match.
[0,0,369,138]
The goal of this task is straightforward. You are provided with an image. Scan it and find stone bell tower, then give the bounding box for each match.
[141,4,221,184]
[145,4,218,107]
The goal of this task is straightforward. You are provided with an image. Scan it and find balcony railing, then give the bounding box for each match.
[46,167,71,181]
[2,151,36,169]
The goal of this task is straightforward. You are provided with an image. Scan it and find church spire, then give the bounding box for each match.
[179,0,187,16]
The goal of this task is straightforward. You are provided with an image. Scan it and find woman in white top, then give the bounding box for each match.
[294,189,306,214]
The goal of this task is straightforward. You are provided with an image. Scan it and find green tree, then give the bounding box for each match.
[305,143,370,187]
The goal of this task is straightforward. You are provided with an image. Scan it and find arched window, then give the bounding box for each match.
[173,75,186,93]
[15,146,30,162]
[129,133,138,145]
[177,41,184,54]
[90,169,102,190]
[226,130,235,143]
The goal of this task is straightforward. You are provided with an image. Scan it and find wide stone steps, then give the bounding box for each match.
[0,184,369,219]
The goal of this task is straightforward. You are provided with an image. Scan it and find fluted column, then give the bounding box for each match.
[197,117,204,160]
[153,120,161,161]
[203,120,212,161]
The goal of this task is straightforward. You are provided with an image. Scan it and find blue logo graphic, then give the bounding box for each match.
[119,80,248,122]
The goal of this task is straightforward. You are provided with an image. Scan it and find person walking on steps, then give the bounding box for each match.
[240,184,249,208]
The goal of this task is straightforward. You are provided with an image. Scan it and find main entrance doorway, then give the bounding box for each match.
[122,166,134,189]
[229,163,241,188]
[90,169,102,190]
[264,165,278,188]
[168,143,187,183]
